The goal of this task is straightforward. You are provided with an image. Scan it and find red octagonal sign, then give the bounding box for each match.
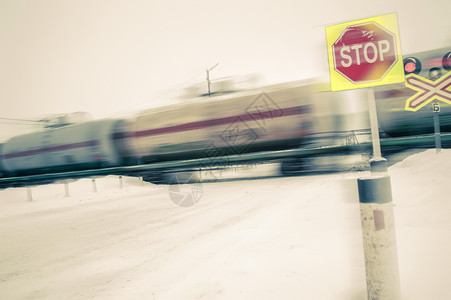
[332,22,398,84]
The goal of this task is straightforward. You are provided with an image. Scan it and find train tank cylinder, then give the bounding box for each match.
[130,80,315,164]
[111,119,140,165]
[130,103,209,163]
[2,119,124,175]
[200,83,313,156]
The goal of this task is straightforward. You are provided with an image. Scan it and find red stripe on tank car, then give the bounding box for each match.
[123,105,308,139]
[3,140,99,159]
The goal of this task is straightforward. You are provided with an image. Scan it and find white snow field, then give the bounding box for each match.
[0,149,450,300]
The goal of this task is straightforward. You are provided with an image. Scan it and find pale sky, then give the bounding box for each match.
[0,0,450,139]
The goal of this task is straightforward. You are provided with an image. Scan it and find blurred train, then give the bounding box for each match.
[0,82,315,178]
[0,48,449,180]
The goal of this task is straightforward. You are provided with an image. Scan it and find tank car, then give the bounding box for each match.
[114,81,314,164]
[1,119,123,176]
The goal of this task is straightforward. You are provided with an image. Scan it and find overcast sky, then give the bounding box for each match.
[0,0,450,139]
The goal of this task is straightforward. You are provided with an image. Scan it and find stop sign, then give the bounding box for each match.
[332,22,398,84]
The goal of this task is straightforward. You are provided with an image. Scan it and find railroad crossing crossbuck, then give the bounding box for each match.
[405,71,451,111]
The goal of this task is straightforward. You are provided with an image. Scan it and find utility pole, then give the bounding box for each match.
[206,63,219,97]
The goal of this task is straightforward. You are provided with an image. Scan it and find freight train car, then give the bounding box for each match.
[1,119,123,176]
[114,81,314,164]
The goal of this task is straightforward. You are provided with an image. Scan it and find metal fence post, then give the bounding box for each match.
[64,182,70,198]
[27,187,33,202]
[92,179,97,193]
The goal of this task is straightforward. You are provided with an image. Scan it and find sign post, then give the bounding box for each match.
[433,102,442,153]
[325,13,404,300]
[367,87,385,170]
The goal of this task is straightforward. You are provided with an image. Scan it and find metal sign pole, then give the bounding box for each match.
[367,88,387,172]
[433,102,441,153]
[368,88,381,159]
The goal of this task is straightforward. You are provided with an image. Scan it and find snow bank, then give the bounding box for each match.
[0,149,449,300]
[388,149,451,300]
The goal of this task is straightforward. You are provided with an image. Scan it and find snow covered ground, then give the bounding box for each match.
[0,149,450,299]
